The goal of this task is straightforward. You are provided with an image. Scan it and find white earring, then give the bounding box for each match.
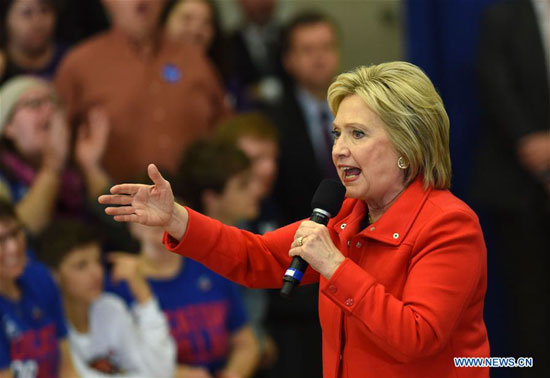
[397,157,408,169]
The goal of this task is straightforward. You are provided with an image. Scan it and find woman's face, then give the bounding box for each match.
[166,0,214,51]
[6,0,56,55]
[332,94,405,206]
[57,244,104,305]
[0,218,27,282]
[3,85,57,162]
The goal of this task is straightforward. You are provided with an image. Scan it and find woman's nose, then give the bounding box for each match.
[332,136,349,158]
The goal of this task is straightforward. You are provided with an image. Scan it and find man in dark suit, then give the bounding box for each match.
[474,1,549,376]
[225,0,285,109]
[268,12,340,224]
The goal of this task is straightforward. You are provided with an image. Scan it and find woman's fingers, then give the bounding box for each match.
[97,195,109,204]
[113,214,139,223]
[105,206,136,216]
[147,164,167,187]
[291,235,306,249]
[98,194,133,205]
[109,183,144,195]
[288,246,301,257]
[291,221,318,244]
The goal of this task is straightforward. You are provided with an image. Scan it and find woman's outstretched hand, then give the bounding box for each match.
[98,164,188,240]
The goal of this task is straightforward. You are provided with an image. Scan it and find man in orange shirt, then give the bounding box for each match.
[55,0,228,182]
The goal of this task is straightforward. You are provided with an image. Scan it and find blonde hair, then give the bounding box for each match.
[328,61,451,189]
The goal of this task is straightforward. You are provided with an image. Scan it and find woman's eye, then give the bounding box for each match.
[352,130,365,139]
[331,130,340,139]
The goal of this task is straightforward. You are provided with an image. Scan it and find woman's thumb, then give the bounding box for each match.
[148,164,166,186]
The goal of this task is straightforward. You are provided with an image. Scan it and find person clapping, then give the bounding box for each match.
[0,76,133,251]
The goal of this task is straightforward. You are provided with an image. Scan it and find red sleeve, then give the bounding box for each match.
[321,209,486,362]
[163,207,320,288]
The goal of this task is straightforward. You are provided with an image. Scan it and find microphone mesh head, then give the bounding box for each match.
[311,179,346,217]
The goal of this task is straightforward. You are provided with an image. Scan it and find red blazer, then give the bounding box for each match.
[164,178,490,378]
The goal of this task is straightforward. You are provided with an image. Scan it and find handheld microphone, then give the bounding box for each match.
[280,179,346,299]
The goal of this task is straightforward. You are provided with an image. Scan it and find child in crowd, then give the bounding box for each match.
[37,220,175,378]
[215,113,281,370]
[108,140,260,378]
[0,199,77,377]
[215,112,280,234]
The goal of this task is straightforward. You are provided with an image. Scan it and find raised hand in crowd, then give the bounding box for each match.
[75,107,111,198]
[12,107,70,234]
[42,109,70,174]
[108,252,152,305]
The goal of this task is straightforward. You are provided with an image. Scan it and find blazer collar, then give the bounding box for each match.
[331,177,432,246]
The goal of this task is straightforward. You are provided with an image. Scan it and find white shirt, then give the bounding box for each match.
[69,293,175,378]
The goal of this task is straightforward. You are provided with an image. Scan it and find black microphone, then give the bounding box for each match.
[280,179,346,299]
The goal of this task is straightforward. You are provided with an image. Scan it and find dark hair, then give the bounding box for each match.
[163,0,225,73]
[37,219,99,270]
[173,139,251,212]
[216,112,278,145]
[0,0,58,48]
[281,11,338,56]
[0,198,17,222]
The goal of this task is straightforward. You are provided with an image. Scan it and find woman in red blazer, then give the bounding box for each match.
[100,61,490,378]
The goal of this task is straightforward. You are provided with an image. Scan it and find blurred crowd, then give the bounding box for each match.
[0,0,548,378]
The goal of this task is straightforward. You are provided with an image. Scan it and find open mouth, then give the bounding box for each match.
[340,166,362,179]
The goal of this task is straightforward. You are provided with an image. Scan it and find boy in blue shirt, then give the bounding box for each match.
[0,200,77,377]
[108,140,260,378]
[37,220,175,377]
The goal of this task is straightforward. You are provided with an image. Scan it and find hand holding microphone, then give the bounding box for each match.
[280,179,346,298]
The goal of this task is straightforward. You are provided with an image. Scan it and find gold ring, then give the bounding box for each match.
[297,236,304,247]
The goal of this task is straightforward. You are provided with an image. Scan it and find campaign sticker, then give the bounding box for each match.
[162,63,182,83]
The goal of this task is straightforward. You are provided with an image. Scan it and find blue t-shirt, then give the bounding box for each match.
[0,260,68,377]
[107,258,248,374]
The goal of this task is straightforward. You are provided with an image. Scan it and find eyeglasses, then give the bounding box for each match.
[16,94,60,110]
[0,225,23,248]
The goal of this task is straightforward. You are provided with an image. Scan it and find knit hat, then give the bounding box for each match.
[0,76,51,135]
